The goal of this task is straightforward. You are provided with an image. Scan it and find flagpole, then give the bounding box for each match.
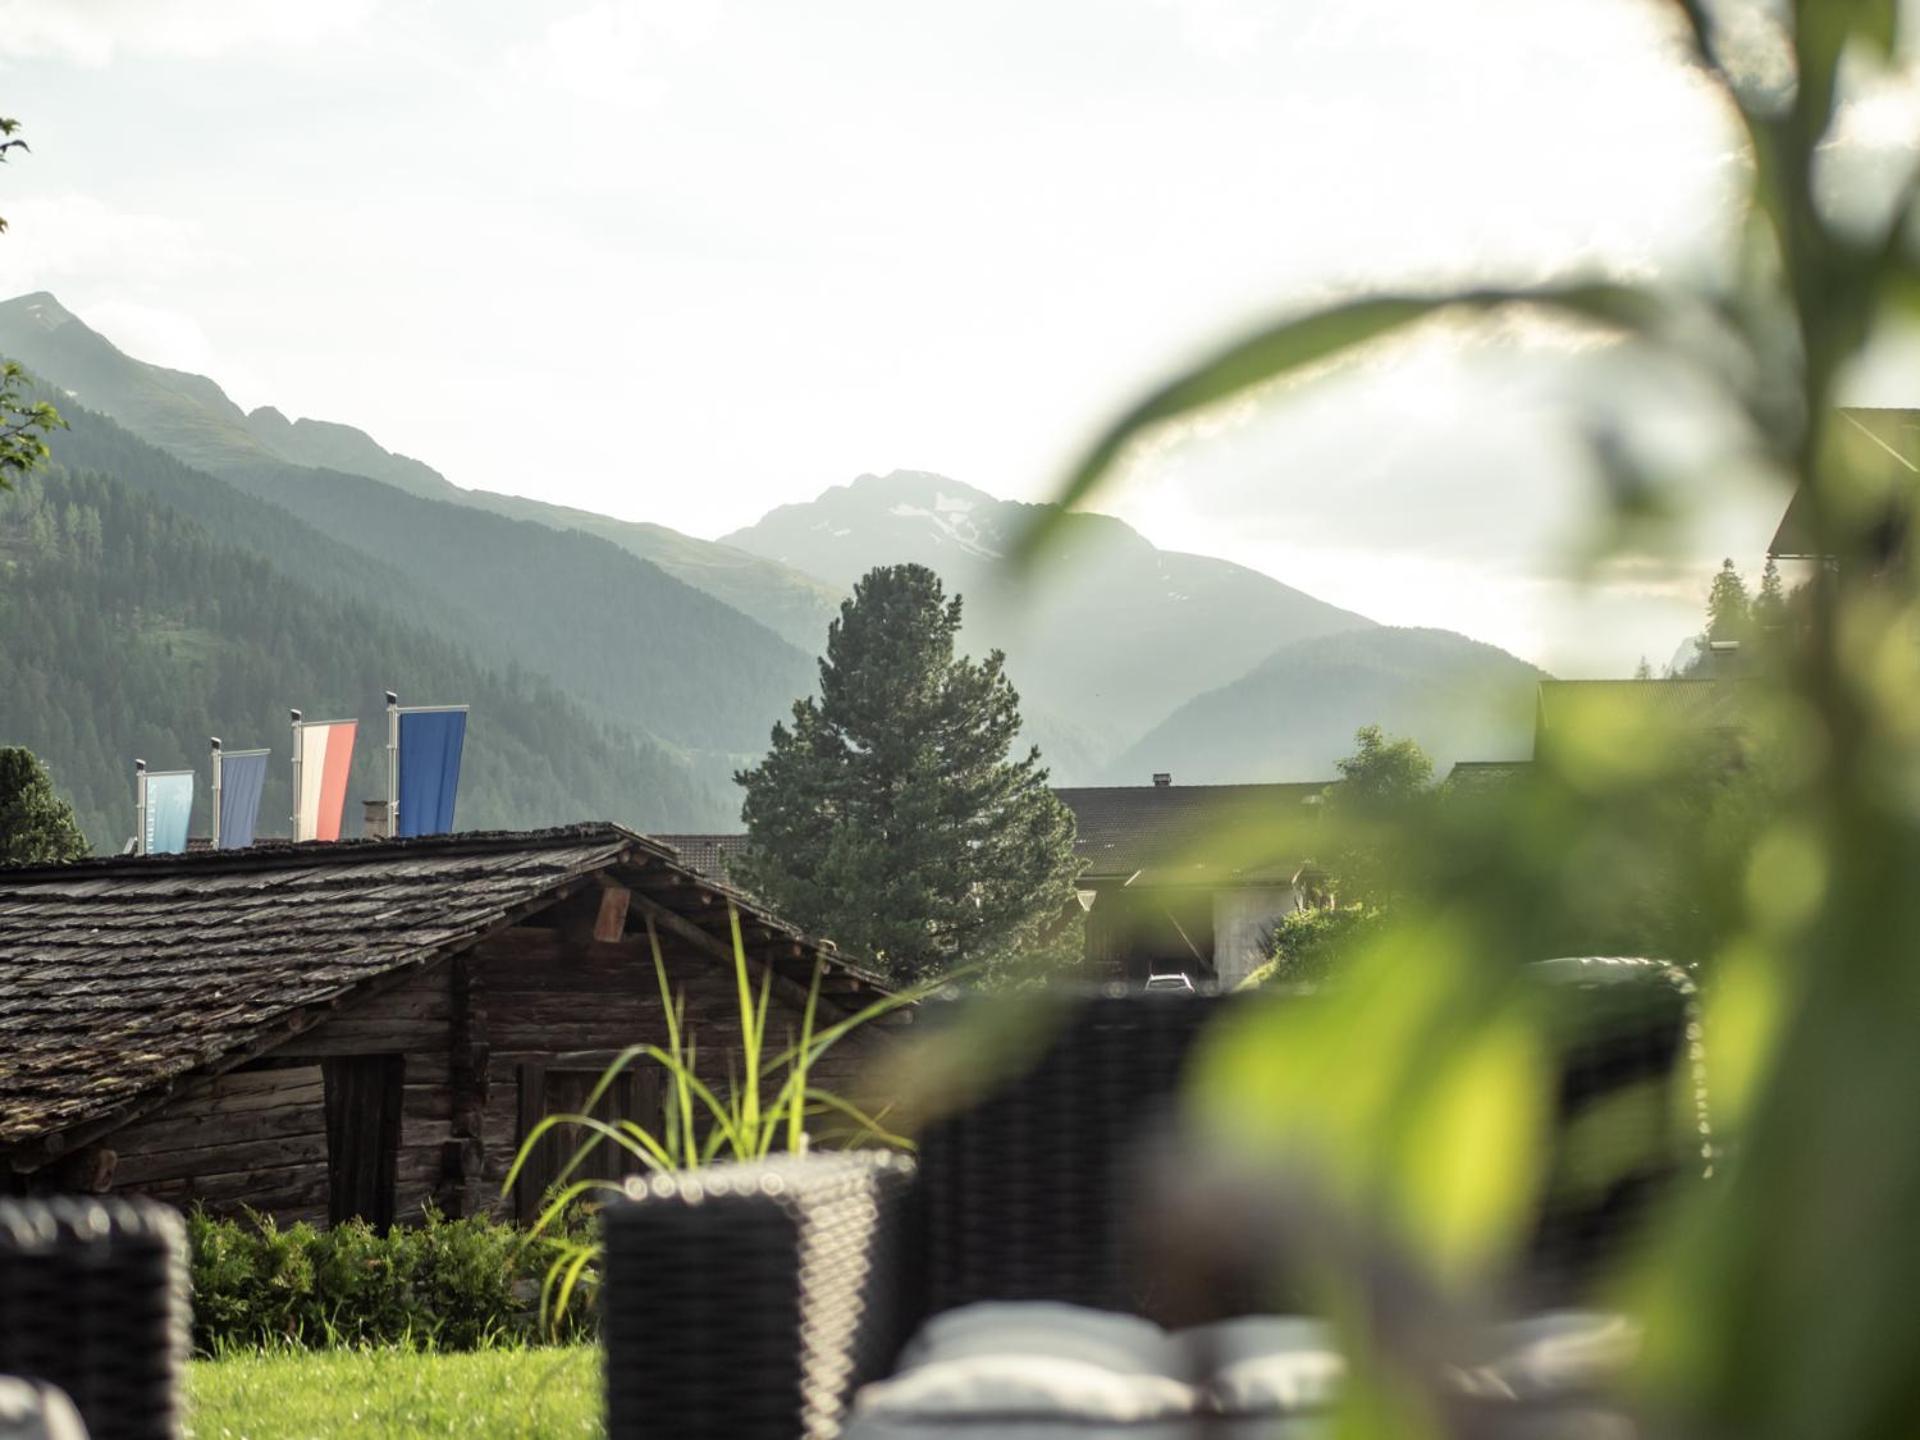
[386,691,399,838]
[210,738,223,849]
[289,709,303,840]
[134,759,148,857]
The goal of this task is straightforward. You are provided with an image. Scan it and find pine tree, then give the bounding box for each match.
[0,746,90,864]
[1753,555,1788,635]
[1705,559,1752,643]
[734,564,1080,982]
[1635,656,1654,680]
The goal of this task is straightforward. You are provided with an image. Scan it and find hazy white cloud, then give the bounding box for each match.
[1148,0,1282,62]
[514,1,728,110]
[0,0,1903,676]
[0,0,380,65]
[2,194,219,284]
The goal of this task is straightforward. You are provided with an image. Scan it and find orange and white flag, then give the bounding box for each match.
[294,719,357,841]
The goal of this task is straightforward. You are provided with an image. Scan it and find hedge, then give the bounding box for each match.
[186,1206,594,1354]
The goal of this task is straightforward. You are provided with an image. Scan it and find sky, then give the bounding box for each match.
[1,0,1915,675]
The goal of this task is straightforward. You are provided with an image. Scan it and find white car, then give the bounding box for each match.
[1143,972,1195,993]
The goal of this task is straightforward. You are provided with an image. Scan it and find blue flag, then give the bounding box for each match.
[396,708,467,837]
[145,771,193,855]
[218,749,269,850]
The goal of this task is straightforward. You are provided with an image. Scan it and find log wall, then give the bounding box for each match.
[95,919,892,1228]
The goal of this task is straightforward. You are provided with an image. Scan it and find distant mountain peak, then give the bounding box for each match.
[724,471,1378,768]
[246,404,292,434]
[8,291,75,333]
[845,468,998,505]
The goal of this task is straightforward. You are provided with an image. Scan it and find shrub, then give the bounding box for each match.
[1239,904,1384,989]
[185,1205,590,1354]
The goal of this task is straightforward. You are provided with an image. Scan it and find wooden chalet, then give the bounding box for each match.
[1057,779,1328,988]
[0,824,895,1229]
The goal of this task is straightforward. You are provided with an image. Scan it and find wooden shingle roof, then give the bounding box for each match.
[0,824,886,1159]
[1054,782,1327,887]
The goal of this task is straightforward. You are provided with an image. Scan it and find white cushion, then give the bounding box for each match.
[1179,1316,1343,1415]
[0,1378,89,1440]
[1457,1310,1639,1399]
[852,1301,1196,1428]
[846,1303,1629,1436]
[896,1301,1184,1378]
[853,1355,1196,1422]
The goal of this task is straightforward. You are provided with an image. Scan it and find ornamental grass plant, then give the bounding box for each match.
[505,907,924,1328]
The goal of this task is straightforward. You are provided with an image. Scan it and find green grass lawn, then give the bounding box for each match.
[186,1346,603,1439]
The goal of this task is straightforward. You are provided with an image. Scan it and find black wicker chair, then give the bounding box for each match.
[600,965,1704,1439]
[0,1198,190,1440]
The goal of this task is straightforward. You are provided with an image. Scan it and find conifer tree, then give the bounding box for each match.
[734,564,1080,981]
[1753,555,1788,635]
[1705,558,1752,643]
[0,746,89,864]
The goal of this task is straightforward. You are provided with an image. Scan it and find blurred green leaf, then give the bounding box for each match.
[1190,921,1545,1289]
[1397,1009,1547,1283]
[1700,940,1786,1131]
[1794,0,1899,135]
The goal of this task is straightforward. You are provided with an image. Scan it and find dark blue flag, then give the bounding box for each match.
[217,749,269,850]
[396,708,467,837]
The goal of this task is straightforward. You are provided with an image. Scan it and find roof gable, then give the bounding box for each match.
[1769,407,1920,559]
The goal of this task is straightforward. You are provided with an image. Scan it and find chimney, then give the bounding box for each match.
[363,799,390,840]
[1152,772,1172,788]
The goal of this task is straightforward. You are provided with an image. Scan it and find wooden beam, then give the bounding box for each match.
[630,893,832,1020]
[594,883,633,944]
[630,890,735,964]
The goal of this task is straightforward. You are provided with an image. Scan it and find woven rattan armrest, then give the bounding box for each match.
[0,1198,190,1440]
[601,1151,919,1440]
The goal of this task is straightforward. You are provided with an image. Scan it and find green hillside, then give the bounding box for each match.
[0,295,816,769]
[0,465,719,850]
[1107,626,1547,784]
[44,399,460,629]
[0,293,837,649]
[466,491,839,648]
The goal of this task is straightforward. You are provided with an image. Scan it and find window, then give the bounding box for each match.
[515,1061,661,1223]
[322,1055,404,1230]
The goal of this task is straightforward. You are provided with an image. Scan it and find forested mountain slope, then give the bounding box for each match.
[44,401,458,631]
[0,292,838,649]
[1107,626,1546,784]
[0,466,719,849]
[0,296,817,769]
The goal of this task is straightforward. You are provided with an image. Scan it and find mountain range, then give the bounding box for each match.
[724,472,1375,762]
[0,291,1545,850]
[1109,626,1546,784]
